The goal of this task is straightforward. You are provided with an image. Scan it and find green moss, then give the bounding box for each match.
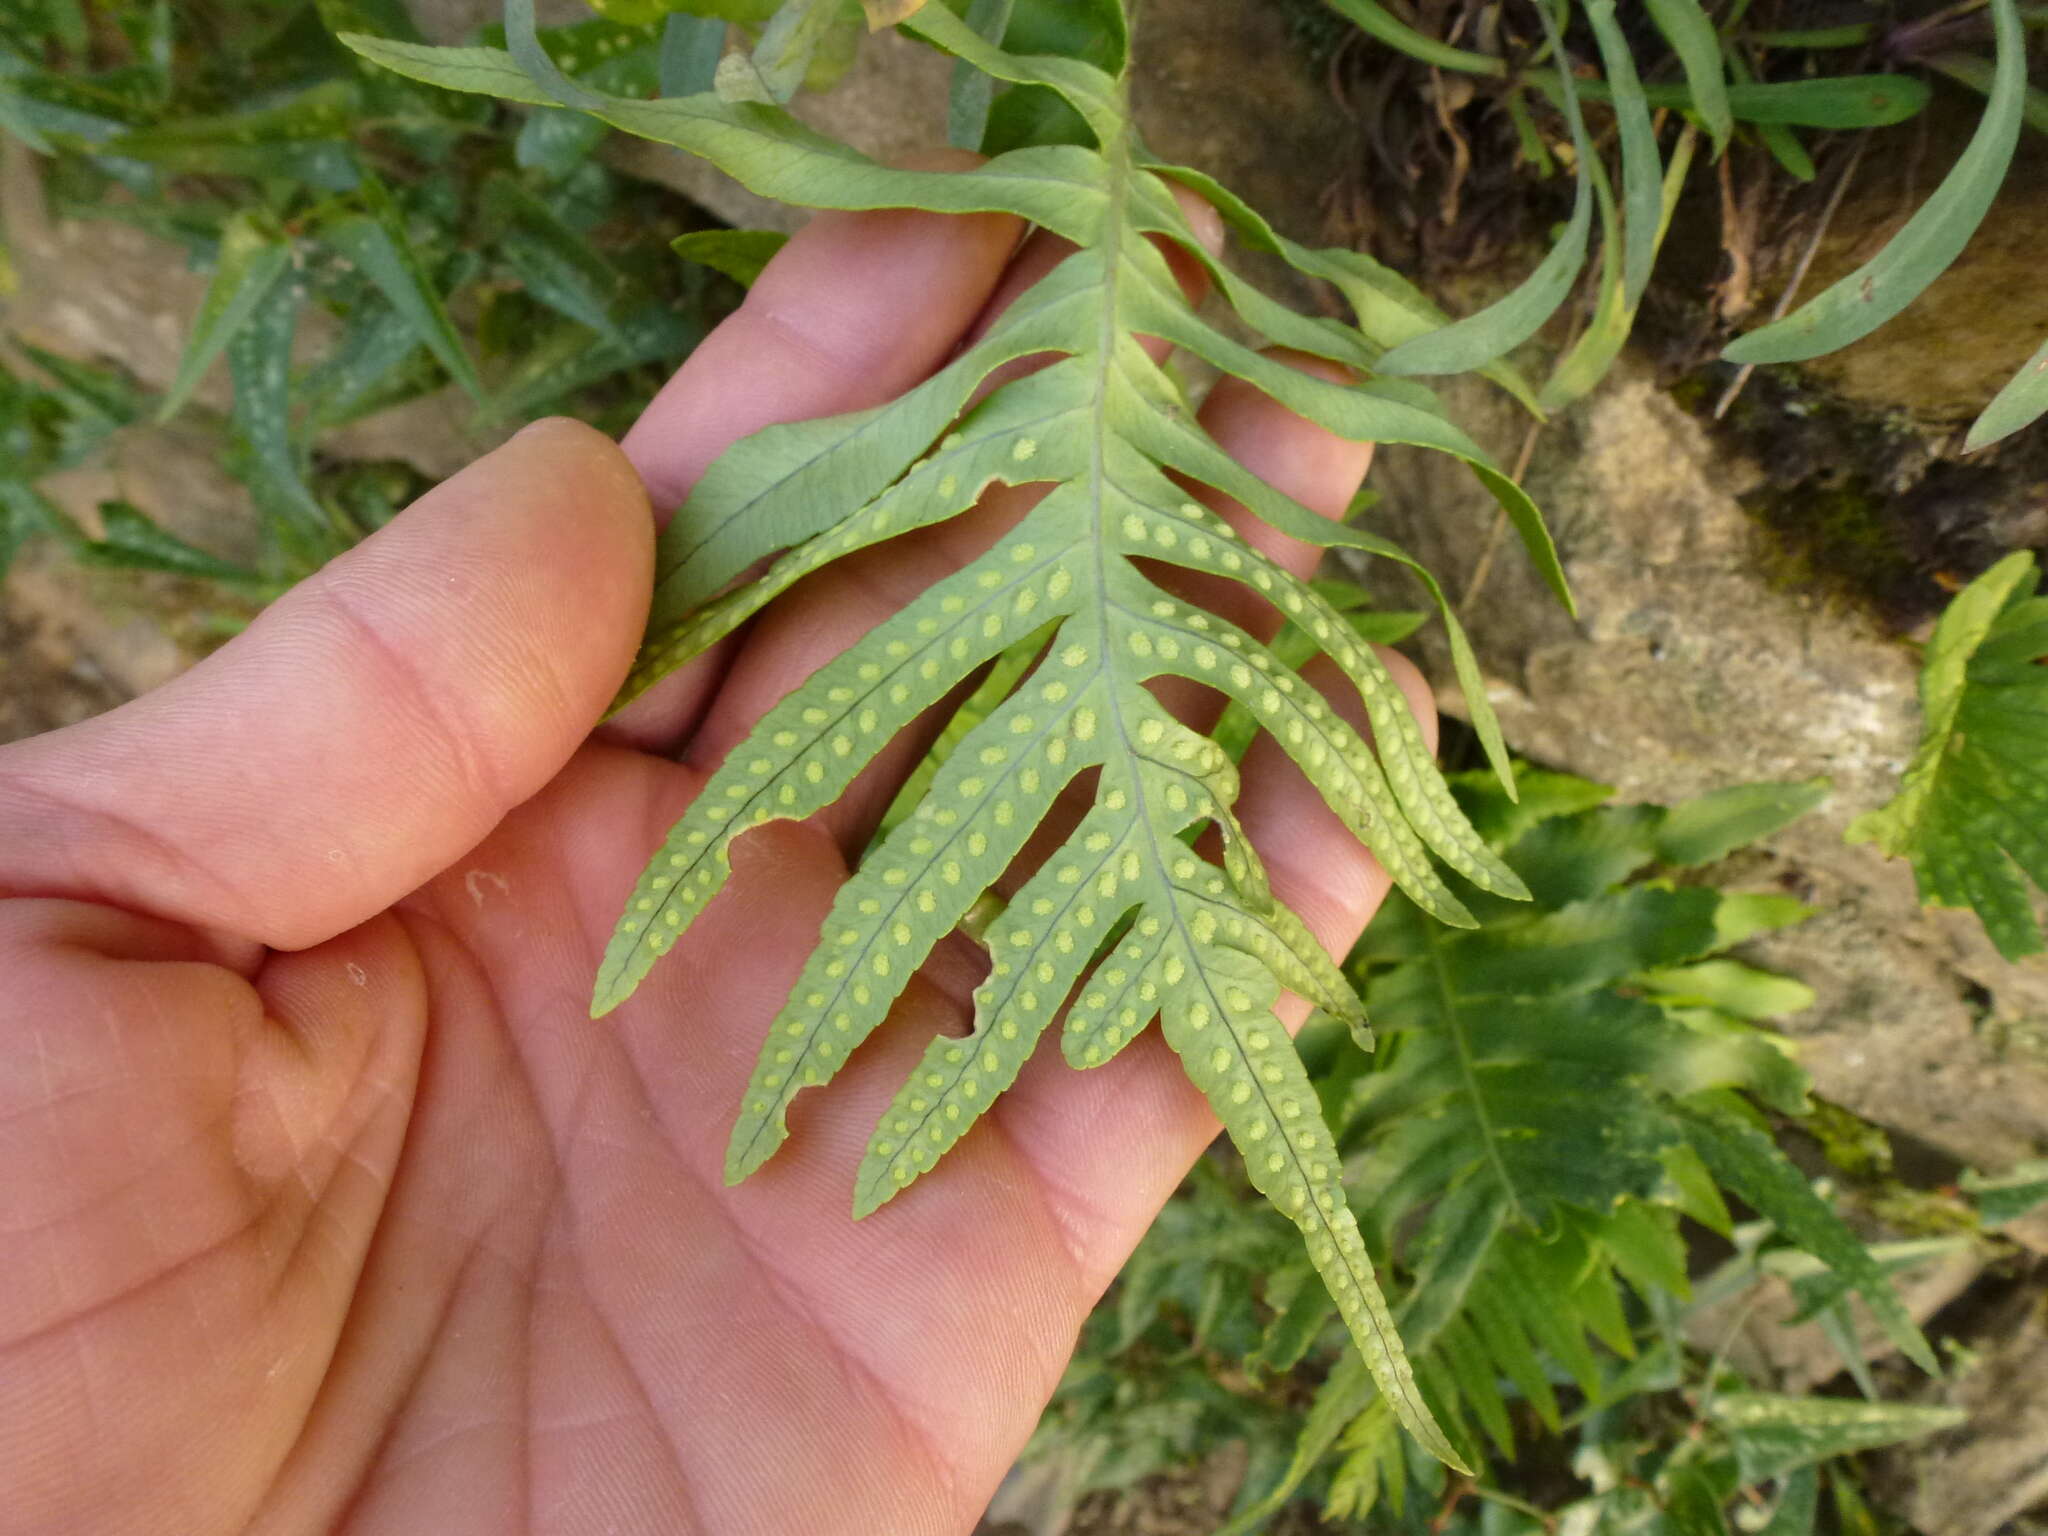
[1869,1184,1979,1239]
[1742,474,1924,616]
[1804,1098,1895,1180]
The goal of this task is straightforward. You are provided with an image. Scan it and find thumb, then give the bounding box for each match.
[0,418,652,950]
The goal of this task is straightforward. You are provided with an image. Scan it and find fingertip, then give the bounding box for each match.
[443,416,655,709]
[1169,185,1227,257]
[509,415,656,572]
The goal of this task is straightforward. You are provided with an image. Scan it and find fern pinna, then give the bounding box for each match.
[344,0,1571,1468]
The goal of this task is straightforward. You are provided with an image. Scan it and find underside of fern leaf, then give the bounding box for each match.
[342,0,1575,1473]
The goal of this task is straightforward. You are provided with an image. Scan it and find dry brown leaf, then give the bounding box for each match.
[860,0,927,29]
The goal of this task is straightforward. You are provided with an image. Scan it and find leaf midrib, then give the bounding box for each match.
[1425,924,1528,1228]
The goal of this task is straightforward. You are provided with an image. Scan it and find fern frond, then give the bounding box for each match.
[341,0,1585,1470]
[1849,551,2048,959]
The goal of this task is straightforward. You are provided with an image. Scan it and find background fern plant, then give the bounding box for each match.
[1025,767,1960,1533]
[1851,550,2048,958]
[0,0,728,597]
[343,0,1583,1468]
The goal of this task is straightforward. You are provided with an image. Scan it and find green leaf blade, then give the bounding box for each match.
[1966,333,2048,450]
[1645,0,1732,152]
[1724,0,2026,363]
[157,211,292,425]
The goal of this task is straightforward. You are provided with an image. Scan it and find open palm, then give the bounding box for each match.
[0,180,1430,1535]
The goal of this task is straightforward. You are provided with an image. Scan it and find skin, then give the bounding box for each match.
[0,171,1434,1535]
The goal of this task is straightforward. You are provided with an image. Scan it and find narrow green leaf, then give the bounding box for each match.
[1678,1099,1938,1373]
[340,34,557,106]
[670,227,787,286]
[0,70,55,154]
[1467,1275,1560,1429]
[1965,333,2048,451]
[484,302,699,421]
[484,173,627,340]
[1751,25,1878,48]
[1760,1466,1821,1536]
[156,212,291,424]
[300,302,428,432]
[1376,1,1592,376]
[1663,1459,1734,1536]
[1540,157,1623,413]
[1723,75,1928,128]
[1133,160,1558,529]
[1725,0,2025,363]
[99,78,359,177]
[1647,0,1733,152]
[659,11,726,96]
[516,106,610,178]
[1584,0,1661,310]
[317,177,485,403]
[947,0,1013,149]
[0,478,62,579]
[16,345,143,468]
[1250,1266,1336,1375]
[1656,777,1830,866]
[68,500,266,587]
[1542,125,1697,410]
[1921,52,2048,139]
[723,0,846,103]
[1321,0,1505,77]
[1542,71,1930,129]
[1709,1393,1963,1484]
[226,273,333,562]
[1757,120,1818,182]
[1435,1312,1513,1455]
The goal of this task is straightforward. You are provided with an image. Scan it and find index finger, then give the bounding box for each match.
[607,153,1024,752]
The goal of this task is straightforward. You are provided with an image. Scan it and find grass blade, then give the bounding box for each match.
[1585,0,1662,308]
[1646,0,1732,152]
[1966,334,2048,449]
[1376,2,1592,376]
[157,210,291,424]
[1321,0,1504,76]
[1724,0,2026,364]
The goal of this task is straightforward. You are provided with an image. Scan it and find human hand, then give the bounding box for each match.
[0,179,1432,1535]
